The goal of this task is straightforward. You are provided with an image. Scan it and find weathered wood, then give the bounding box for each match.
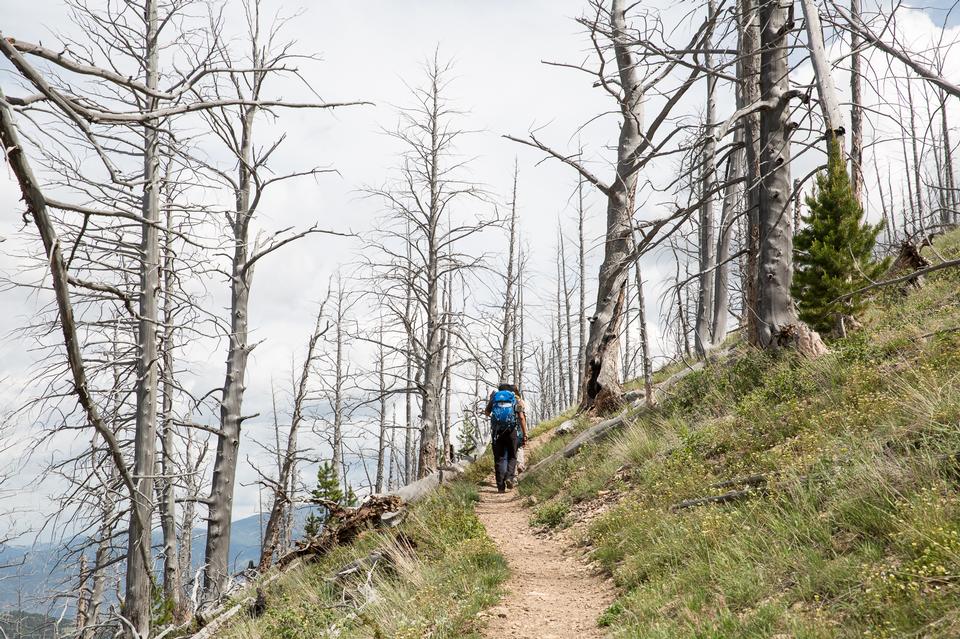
[708,473,769,490]
[277,495,402,568]
[800,0,845,140]
[555,418,578,436]
[563,412,628,458]
[671,486,768,511]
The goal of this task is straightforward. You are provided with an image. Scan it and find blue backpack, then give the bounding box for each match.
[490,390,517,437]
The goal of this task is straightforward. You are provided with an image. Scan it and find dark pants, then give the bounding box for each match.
[492,427,518,490]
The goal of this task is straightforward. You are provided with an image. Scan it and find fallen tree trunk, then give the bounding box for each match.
[670,486,769,511]
[708,473,769,490]
[525,412,628,477]
[278,495,402,568]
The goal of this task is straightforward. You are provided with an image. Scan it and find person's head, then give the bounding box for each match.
[497,382,521,396]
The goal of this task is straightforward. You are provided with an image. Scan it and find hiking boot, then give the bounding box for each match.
[505,478,515,490]
[497,486,506,494]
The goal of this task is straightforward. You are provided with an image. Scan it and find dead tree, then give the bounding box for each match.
[196,4,361,603]
[499,162,520,382]
[364,55,491,478]
[694,0,719,357]
[754,0,826,354]
[258,297,330,571]
[508,0,715,411]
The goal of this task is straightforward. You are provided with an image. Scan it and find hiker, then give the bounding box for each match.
[484,382,528,493]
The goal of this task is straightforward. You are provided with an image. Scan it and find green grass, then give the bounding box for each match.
[219,481,507,639]
[520,230,960,637]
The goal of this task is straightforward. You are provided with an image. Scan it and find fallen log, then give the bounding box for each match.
[188,598,254,639]
[377,459,472,526]
[562,411,628,458]
[278,495,402,568]
[670,486,769,511]
[708,473,769,490]
[525,412,628,477]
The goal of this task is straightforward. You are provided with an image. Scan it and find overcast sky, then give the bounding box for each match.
[1,0,958,539]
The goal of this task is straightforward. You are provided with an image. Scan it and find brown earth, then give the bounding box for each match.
[475,439,614,639]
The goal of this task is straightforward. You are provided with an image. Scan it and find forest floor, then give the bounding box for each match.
[475,434,614,639]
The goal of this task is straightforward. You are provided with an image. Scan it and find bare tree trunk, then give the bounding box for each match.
[500,163,519,382]
[580,0,641,413]
[259,305,326,571]
[204,98,258,603]
[404,223,414,484]
[695,0,718,357]
[514,247,525,385]
[740,0,762,344]
[622,262,632,380]
[850,0,864,205]
[332,286,346,486]
[907,80,924,229]
[712,127,741,343]
[159,173,182,618]
[941,90,957,224]
[635,264,654,406]
[178,428,200,608]
[559,230,576,399]
[440,271,453,464]
[801,0,845,142]
[756,0,826,355]
[577,179,587,392]
[126,1,161,629]
[555,269,568,409]
[375,319,388,492]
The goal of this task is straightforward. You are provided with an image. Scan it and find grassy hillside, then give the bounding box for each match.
[218,480,506,639]
[520,230,960,637]
[215,231,960,638]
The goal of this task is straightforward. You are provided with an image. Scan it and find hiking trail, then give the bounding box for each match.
[475,433,614,638]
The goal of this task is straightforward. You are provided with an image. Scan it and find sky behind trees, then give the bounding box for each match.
[1,0,958,534]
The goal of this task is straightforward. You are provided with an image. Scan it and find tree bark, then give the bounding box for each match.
[375,320,388,492]
[695,0,718,357]
[559,231,576,399]
[159,171,182,619]
[800,0,845,141]
[126,0,161,630]
[712,126,741,343]
[941,90,957,225]
[577,178,587,392]
[500,163,519,382]
[756,0,826,355]
[740,0,762,345]
[850,0,864,206]
[580,0,642,413]
[259,307,325,571]
[204,95,258,603]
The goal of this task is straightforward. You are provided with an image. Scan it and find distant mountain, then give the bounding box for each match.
[0,610,71,639]
[0,507,319,615]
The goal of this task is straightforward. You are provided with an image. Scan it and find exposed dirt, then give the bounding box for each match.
[475,439,615,638]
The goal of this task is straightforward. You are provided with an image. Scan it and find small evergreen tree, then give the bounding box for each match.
[793,141,889,334]
[303,460,345,537]
[310,460,344,505]
[458,413,479,456]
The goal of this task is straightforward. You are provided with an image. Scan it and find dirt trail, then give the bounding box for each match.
[475,442,614,638]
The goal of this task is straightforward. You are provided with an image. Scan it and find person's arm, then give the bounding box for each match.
[483,393,493,417]
[519,400,528,445]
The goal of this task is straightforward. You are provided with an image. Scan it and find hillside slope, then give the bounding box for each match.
[212,231,959,639]
[520,230,960,637]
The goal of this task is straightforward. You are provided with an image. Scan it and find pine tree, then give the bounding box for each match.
[793,141,889,334]
[304,460,345,537]
[458,413,479,456]
[310,460,344,505]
